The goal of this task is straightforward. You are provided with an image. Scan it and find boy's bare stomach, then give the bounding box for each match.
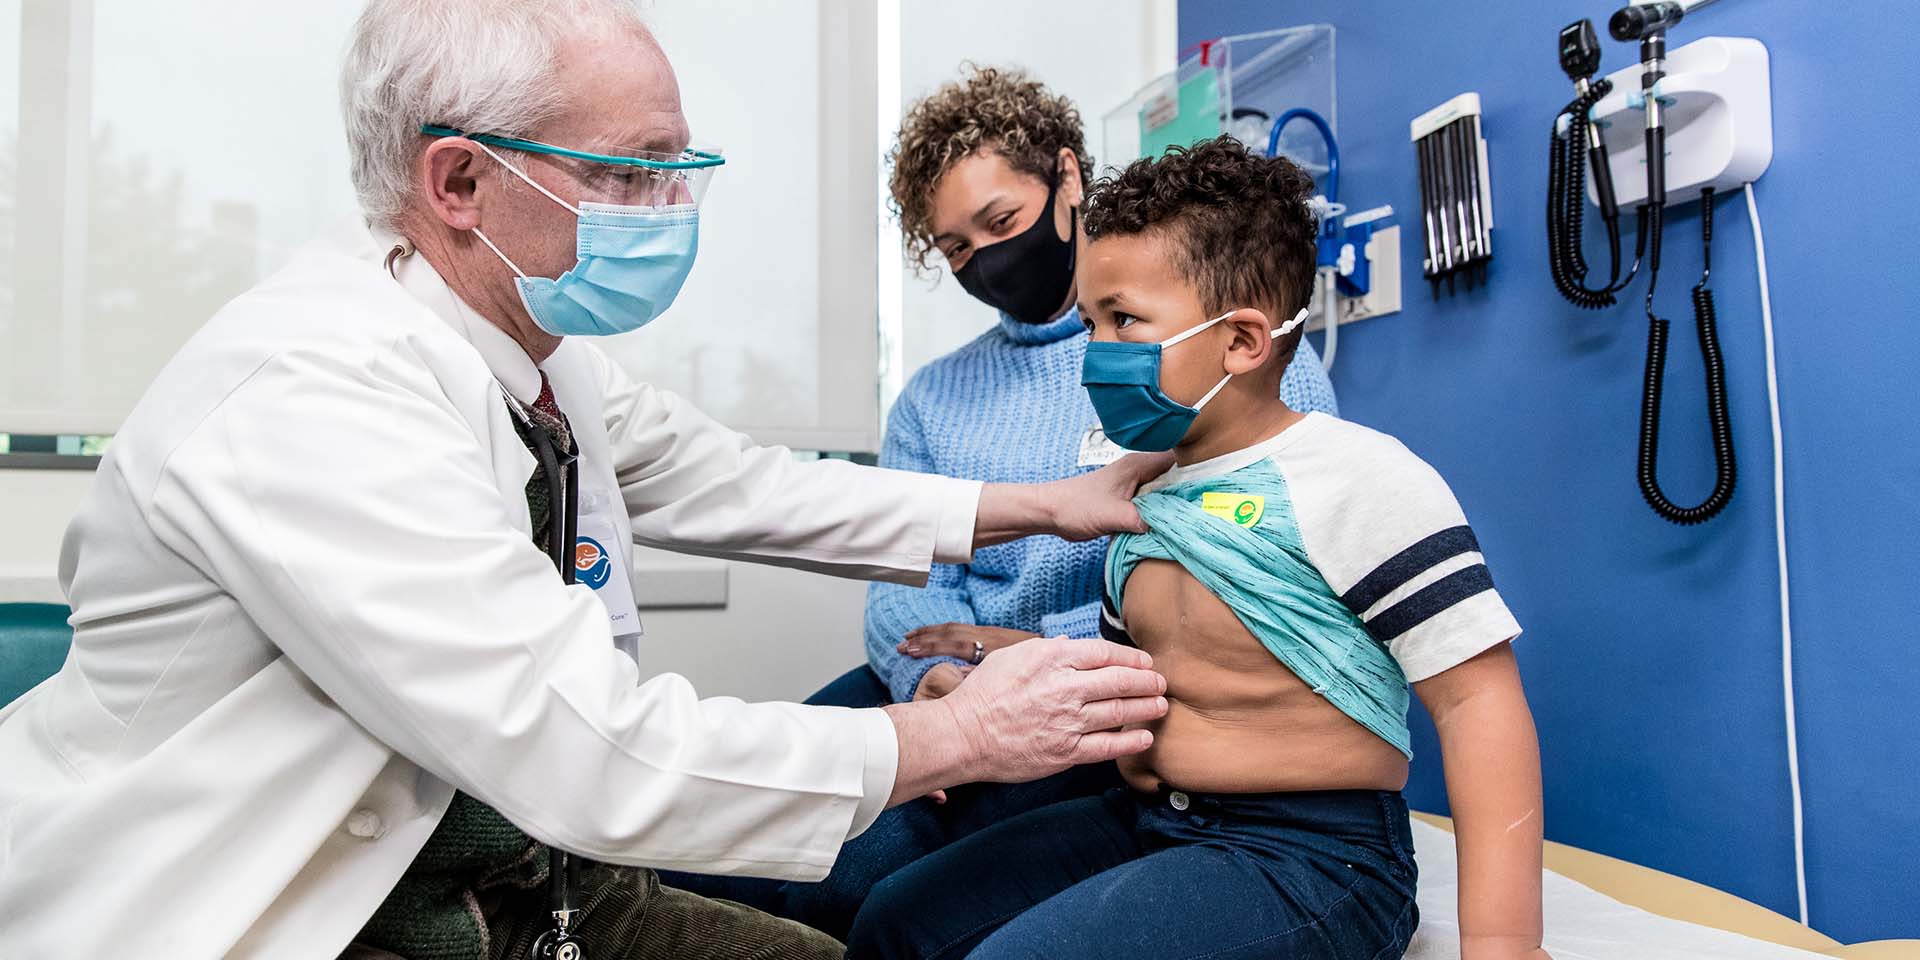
[1116,559,1409,795]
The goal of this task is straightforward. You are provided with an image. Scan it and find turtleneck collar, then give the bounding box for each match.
[998,304,1085,346]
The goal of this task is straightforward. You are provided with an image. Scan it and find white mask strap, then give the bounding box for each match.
[1272,306,1310,339]
[470,227,528,278]
[1160,309,1235,349]
[1190,307,1312,412]
[473,140,583,217]
[1193,373,1235,411]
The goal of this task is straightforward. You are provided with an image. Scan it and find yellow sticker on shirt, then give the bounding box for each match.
[1201,492,1265,528]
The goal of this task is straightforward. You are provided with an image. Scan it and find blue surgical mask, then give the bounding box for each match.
[1081,307,1309,452]
[470,141,700,337]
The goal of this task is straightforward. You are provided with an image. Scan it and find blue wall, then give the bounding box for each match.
[1177,0,1919,944]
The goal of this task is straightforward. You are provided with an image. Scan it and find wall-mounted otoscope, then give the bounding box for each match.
[1546,19,1645,309]
[1545,0,1739,524]
[1607,0,1720,43]
[1612,0,1736,525]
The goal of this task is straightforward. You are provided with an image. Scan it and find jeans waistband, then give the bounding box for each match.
[1140,783,1408,831]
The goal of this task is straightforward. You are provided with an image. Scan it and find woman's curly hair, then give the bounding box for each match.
[1082,135,1319,341]
[888,64,1093,272]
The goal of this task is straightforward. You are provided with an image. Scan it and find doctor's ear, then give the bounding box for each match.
[1219,307,1277,376]
[419,139,486,231]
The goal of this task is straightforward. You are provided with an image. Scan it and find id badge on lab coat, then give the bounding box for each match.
[1077,427,1126,467]
[575,489,643,646]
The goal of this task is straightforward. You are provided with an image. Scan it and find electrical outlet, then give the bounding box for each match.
[1305,225,1402,330]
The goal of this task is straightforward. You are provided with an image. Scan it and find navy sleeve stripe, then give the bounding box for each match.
[1099,585,1134,647]
[1364,563,1495,644]
[1340,525,1481,614]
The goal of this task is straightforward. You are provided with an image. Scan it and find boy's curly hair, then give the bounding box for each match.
[888,64,1093,272]
[1082,136,1320,353]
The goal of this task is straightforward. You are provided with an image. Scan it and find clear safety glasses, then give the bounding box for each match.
[420,124,725,209]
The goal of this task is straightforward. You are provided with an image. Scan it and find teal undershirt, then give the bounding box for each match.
[1106,458,1413,757]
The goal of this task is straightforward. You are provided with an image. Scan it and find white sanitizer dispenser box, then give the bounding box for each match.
[1585,36,1772,208]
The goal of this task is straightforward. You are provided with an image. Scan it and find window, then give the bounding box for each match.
[0,0,884,459]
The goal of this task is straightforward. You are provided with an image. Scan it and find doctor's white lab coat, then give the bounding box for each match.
[0,221,982,958]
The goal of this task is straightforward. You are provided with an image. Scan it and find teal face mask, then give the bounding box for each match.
[428,126,724,337]
[1081,307,1309,452]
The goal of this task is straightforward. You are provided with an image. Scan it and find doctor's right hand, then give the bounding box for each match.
[882,637,1166,806]
[941,636,1166,784]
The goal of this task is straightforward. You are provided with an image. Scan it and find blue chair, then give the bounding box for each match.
[0,603,73,706]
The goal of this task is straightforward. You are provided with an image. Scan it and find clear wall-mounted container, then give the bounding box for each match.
[1100,24,1336,180]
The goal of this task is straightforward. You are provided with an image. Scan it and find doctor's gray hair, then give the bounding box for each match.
[340,0,650,228]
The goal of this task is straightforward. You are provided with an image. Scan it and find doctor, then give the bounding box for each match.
[0,2,1171,958]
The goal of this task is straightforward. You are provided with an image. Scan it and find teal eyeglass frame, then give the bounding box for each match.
[420,124,725,170]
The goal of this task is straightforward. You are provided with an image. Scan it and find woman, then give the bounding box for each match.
[663,65,1338,937]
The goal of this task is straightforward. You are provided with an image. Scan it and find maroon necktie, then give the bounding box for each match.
[519,372,573,553]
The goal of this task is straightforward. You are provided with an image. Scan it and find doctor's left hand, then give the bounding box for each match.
[971,451,1172,549]
[1043,452,1175,542]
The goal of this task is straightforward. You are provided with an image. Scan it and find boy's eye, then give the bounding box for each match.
[1114,312,1141,330]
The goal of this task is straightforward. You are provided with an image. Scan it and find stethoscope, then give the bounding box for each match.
[511,390,590,960]
[387,240,590,960]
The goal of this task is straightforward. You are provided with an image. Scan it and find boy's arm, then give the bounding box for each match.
[1413,641,1549,960]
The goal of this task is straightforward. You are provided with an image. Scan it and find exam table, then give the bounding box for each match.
[2,604,1913,955]
[1409,813,1917,959]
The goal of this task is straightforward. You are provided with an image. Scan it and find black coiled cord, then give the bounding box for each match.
[1546,80,1645,308]
[1636,188,1737,524]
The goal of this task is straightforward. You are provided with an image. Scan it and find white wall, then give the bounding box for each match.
[0,470,91,601]
[635,563,868,702]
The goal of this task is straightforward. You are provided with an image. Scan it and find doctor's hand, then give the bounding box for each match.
[882,637,1167,806]
[971,452,1174,548]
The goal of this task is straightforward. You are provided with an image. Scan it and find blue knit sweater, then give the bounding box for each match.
[864,308,1340,702]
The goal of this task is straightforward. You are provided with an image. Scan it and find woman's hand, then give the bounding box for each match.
[899,624,1036,661]
[913,662,973,701]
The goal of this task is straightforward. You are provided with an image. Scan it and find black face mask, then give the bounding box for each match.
[953,174,1077,325]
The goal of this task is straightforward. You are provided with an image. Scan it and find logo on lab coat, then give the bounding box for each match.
[574,536,614,589]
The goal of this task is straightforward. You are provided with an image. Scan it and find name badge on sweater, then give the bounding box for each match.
[1078,427,1126,467]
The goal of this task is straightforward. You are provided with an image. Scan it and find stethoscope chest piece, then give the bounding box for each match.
[528,928,586,960]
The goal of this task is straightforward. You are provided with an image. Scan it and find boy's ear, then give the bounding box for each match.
[1219,307,1277,376]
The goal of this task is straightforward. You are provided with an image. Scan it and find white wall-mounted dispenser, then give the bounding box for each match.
[1584,35,1772,208]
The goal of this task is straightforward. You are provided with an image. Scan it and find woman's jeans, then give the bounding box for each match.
[844,785,1420,960]
[658,666,1121,941]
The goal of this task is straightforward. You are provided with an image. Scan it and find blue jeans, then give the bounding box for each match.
[659,666,1122,941]
[844,786,1420,960]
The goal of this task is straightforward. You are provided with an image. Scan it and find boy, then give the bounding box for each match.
[845,137,1548,960]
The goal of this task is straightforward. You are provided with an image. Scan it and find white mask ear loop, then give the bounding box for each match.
[472,140,583,216]
[1160,309,1236,349]
[468,139,583,279]
[470,227,528,278]
[1190,307,1312,412]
